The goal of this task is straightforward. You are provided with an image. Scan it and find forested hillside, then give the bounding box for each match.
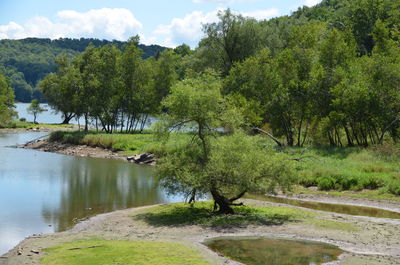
[0,38,166,102]
[2,0,400,147]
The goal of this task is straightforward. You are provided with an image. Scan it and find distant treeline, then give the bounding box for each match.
[2,0,400,146]
[0,37,166,103]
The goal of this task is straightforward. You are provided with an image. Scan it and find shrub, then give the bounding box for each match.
[317,176,336,190]
[387,179,400,195]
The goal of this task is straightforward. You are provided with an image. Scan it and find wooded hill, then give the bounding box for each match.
[0,38,166,102]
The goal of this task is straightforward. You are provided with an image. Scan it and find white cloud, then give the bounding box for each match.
[152,8,279,48]
[304,0,322,7]
[193,0,232,3]
[0,8,142,41]
[152,9,220,47]
[193,0,256,3]
[242,9,279,20]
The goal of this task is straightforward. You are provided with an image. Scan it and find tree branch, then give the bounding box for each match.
[253,127,283,146]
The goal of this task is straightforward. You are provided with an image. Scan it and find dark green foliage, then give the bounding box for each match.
[0,38,166,102]
[0,73,16,125]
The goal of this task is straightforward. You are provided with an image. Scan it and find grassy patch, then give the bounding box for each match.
[286,146,400,196]
[305,219,358,231]
[0,120,74,129]
[133,201,314,227]
[48,131,189,156]
[41,239,210,265]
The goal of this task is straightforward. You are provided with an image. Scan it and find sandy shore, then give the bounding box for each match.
[1,198,399,265]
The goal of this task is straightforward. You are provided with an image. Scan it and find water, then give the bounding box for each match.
[15,103,72,124]
[0,132,181,255]
[15,103,157,129]
[247,194,400,219]
[205,236,344,265]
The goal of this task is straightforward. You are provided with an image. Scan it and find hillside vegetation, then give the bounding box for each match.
[0,38,165,102]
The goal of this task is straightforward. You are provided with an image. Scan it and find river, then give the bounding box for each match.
[0,132,181,255]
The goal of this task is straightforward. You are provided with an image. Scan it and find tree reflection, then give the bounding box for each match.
[42,157,171,231]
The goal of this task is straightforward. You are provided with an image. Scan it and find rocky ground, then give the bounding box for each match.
[20,138,127,160]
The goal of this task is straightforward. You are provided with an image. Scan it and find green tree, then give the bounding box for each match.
[39,56,78,124]
[27,99,45,123]
[200,9,264,75]
[156,73,294,214]
[0,73,16,125]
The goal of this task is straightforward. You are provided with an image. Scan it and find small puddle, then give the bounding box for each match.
[246,194,400,219]
[205,236,344,265]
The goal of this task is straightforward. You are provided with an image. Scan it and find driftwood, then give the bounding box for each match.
[253,127,283,146]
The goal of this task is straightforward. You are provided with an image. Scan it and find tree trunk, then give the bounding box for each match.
[61,113,74,124]
[211,188,234,214]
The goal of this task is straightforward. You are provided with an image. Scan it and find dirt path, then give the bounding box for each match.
[1,198,399,265]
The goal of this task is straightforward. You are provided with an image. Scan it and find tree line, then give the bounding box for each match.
[3,0,400,146]
[0,38,166,103]
[39,37,177,133]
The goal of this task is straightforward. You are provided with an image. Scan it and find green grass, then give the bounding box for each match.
[47,129,400,196]
[133,201,315,227]
[286,146,400,196]
[0,120,75,129]
[48,130,190,156]
[40,239,210,265]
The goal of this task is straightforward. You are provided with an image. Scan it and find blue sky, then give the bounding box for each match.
[0,0,319,48]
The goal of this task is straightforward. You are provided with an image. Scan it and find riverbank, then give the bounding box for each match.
[1,199,399,265]
[20,129,400,199]
[0,123,78,134]
[19,138,128,161]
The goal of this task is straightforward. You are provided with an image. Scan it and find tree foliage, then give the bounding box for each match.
[0,73,15,125]
[156,73,294,213]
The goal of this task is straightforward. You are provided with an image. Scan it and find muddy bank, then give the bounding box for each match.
[1,199,400,265]
[274,193,400,213]
[20,138,156,165]
[20,138,127,160]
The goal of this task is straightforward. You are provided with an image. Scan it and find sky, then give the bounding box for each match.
[0,0,321,48]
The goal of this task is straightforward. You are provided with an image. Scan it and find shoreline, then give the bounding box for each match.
[1,129,399,264]
[19,138,128,161]
[1,199,400,265]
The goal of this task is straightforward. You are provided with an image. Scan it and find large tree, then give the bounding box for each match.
[156,72,294,214]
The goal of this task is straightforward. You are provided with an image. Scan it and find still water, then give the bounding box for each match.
[246,194,400,219]
[205,237,344,265]
[0,132,181,254]
[15,103,73,124]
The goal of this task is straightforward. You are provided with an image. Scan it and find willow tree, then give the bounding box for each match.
[156,72,294,214]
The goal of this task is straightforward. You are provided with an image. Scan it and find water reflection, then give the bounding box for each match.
[246,194,400,219]
[205,236,344,265]
[41,157,168,231]
[0,132,181,254]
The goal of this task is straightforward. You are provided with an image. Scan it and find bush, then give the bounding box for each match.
[317,176,336,190]
[387,179,400,195]
[299,175,318,187]
[360,176,384,190]
[19,117,26,122]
